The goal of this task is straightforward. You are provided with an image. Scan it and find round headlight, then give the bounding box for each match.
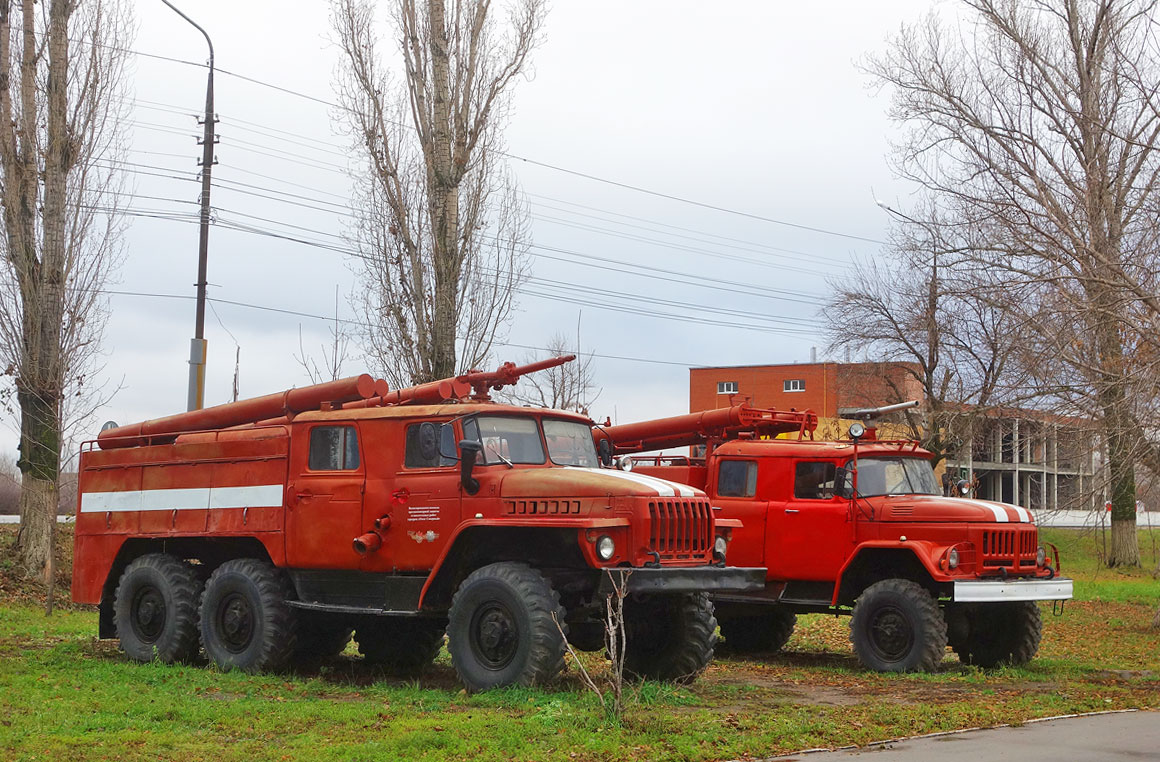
[596,535,615,561]
[947,547,959,569]
[714,535,728,559]
[848,422,866,439]
[1037,546,1047,566]
[617,455,634,472]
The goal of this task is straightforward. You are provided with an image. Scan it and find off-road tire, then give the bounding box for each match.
[952,602,1042,668]
[199,558,297,673]
[355,617,446,676]
[446,562,566,691]
[293,617,353,664]
[850,578,947,672]
[718,606,797,653]
[623,593,717,683]
[113,553,202,664]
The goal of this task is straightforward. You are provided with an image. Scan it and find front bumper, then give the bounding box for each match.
[953,577,1073,603]
[596,566,766,595]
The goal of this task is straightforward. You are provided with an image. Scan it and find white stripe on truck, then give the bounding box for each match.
[79,484,284,513]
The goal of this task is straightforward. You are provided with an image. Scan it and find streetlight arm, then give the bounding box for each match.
[160,0,214,65]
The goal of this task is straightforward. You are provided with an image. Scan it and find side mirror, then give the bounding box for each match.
[459,439,482,495]
[418,422,440,463]
[597,438,613,467]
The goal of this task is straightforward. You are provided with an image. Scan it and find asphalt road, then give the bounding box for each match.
[763,711,1159,761]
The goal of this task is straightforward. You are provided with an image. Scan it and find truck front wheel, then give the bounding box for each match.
[850,579,947,672]
[446,563,566,691]
[113,553,202,664]
[719,606,797,654]
[951,602,1042,668]
[199,559,297,673]
[623,593,717,682]
[356,617,446,676]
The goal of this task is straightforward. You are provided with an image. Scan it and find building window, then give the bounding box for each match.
[717,381,738,394]
[784,379,805,392]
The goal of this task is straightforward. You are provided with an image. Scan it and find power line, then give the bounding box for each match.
[100,288,705,368]
[120,45,885,246]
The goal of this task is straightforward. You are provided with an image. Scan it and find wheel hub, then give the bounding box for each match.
[471,602,519,669]
[868,606,914,662]
[131,586,166,642]
[217,593,255,653]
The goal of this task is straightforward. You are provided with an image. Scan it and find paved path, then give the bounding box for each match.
[763,711,1159,761]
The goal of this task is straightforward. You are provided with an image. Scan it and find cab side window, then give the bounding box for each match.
[718,460,758,497]
[794,461,836,499]
[404,423,456,468]
[308,426,360,470]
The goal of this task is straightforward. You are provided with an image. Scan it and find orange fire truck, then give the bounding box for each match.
[595,402,1073,672]
[72,357,764,691]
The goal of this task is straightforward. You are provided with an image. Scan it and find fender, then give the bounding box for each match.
[832,539,950,606]
[416,516,631,608]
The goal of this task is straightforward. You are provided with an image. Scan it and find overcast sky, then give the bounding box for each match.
[5,0,941,460]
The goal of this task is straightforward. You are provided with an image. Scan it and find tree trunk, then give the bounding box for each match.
[15,384,61,580]
[426,0,459,382]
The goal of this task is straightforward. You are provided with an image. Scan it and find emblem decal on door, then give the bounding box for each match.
[408,529,439,543]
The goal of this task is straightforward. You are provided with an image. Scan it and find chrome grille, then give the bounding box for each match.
[648,498,712,559]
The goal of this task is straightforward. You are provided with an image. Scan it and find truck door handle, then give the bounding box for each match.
[784,509,800,514]
[296,490,314,500]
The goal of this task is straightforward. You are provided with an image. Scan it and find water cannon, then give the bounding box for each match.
[844,400,920,441]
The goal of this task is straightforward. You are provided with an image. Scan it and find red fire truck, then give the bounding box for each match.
[595,402,1073,672]
[72,357,764,691]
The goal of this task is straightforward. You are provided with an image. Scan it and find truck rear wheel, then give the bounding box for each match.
[113,553,202,664]
[623,593,716,682]
[355,617,446,676]
[718,606,797,653]
[952,602,1042,668]
[850,579,947,672]
[199,559,297,673]
[446,562,566,691]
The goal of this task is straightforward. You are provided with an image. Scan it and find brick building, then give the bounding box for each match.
[688,361,1097,513]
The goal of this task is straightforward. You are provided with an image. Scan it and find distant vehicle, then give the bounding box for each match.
[71,358,764,691]
[596,402,1072,672]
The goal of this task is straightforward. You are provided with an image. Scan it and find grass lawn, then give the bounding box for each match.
[0,525,1157,761]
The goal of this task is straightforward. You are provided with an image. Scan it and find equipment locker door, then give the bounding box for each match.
[285,422,366,568]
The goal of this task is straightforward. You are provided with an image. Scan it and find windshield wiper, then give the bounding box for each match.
[494,451,514,469]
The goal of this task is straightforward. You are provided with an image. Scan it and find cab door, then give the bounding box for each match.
[765,460,852,581]
[710,457,767,569]
[285,422,365,569]
[379,421,461,572]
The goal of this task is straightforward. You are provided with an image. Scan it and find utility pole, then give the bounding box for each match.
[162,0,216,411]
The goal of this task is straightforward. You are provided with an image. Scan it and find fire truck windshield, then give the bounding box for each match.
[543,419,600,467]
[849,456,940,497]
[462,416,546,465]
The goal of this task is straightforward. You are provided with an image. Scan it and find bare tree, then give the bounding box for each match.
[826,205,1025,467]
[294,287,353,384]
[868,0,1160,566]
[0,0,131,588]
[331,0,542,389]
[499,331,601,413]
